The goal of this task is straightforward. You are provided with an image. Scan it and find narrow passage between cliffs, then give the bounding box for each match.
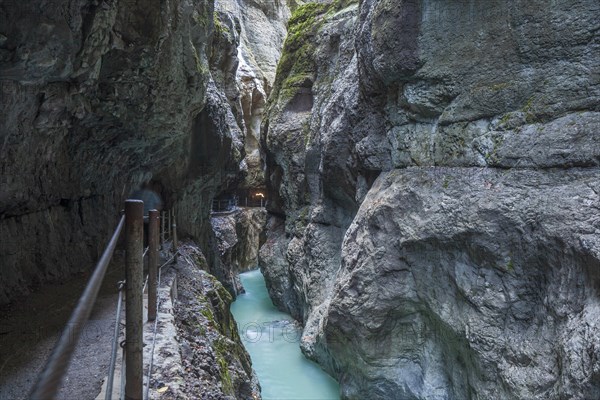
[230,270,339,399]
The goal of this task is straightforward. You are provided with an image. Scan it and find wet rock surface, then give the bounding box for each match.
[211,208,267,276]
[329,168,600,399]
[212,0,291,191]
[261,0,600,398]
[0,0,242,305]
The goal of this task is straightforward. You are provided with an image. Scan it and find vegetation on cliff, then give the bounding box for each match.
[271,0,357,105]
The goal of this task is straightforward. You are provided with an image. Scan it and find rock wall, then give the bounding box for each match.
[212,208,267,274]
[0,0,242,305]
[261,1,600,398]
[198,0,289,293]
[213,0,292,191]
[170,242,260,399]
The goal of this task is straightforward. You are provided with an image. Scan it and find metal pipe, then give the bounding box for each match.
[105,282,125,400]
[160,211,165,249]
[172,213,178,263]
[125,200,144,400]
[148,210,159,321]
[120,346,126,400]
[167,210,172,241]
[30,215,125,400]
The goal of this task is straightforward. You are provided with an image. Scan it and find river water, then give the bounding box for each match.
[230,269,339,400]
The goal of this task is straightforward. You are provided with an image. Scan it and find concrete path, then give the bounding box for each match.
[0,253,125,400]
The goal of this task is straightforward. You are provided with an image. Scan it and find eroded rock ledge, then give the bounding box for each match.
[159,242,260,399]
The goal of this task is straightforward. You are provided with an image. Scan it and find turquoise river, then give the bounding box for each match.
[230,269,340,399]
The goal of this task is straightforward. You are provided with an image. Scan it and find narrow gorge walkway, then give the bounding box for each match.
[0,254,125,400]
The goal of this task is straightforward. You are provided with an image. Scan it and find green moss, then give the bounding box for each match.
[200,306,214,324]
[287,3,329,34]
[506,258,514,272]
[522,96,535,113]
[191,41,209,75]
[522,96,538,124]
[193,253,209,269]
[213,337,237,395]
[213,336,230,355]
[216,353,234,394]
[213,12,231,38]
[294,206,311,232]
[271,1,356,105]
[193,11,210,28]
[485,134,505,164]
[443,176,451,189]
[216,281,233,304]
[490,82,510,91]
[195,321,207,336]
[282,73,312,90]
[329,0,358,12]
[499,113,512,126]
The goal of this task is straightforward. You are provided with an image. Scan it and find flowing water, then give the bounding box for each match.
[230,269,339,400]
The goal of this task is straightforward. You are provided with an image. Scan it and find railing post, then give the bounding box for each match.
[172,212,178,262]
[125,200,144,400]
[168,210,172,241]
[148,209,159,322]
[160,211,165,248]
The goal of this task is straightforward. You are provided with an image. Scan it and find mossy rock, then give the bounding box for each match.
[270,1,357,107]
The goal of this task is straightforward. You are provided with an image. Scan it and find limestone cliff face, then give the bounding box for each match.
[261,1,600,398]
[203,0,290,294]
[184,0,290,294]
[213,0,292,191]
[0,0,242,304]
[211,208,268,294]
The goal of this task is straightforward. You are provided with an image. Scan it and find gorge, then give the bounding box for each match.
[1,0,599,399]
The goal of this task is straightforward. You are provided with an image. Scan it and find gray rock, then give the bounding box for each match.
[172,243,261,399]
[211,207,268,294]
[214,0,291,191]
[0,0,226,304]
[261,0,600,398]
[327,168,600,399]
[0,0,290,305]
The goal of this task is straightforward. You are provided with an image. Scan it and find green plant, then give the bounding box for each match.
[443,176,450,189]
[522,96,537,124]
[200,306,215,324]
[506,258,514,272]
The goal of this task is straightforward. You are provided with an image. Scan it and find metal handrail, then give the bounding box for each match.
[31,207,177,400]
[30,216,125,400]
